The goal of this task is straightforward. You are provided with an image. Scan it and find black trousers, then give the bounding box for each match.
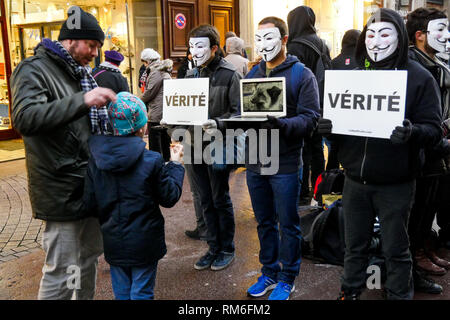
[341,176,415,300]
[408,176,440,253]
[148,123,171,162]
[436,174,450,242]
[301,130,325,198]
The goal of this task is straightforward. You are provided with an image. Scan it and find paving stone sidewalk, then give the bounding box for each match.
[0,174,44,264]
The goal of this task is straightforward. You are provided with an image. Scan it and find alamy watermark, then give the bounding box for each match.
[366,265,381,290]
[67,265,81,290]
[171,127,280,175]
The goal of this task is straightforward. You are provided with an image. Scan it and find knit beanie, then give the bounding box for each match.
[58,6,105,45]
[105,50,124,65]
[108,92,148,136]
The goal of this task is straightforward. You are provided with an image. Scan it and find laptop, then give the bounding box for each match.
[220,77,286,122]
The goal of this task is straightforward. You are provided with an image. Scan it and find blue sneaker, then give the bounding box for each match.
[247,274,277,297]
[268,282,295,300]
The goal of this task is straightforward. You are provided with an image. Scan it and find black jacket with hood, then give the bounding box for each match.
[408,46,450,175]
[333,8,442,184]
[331,29,361,71]
[287,6,330,72]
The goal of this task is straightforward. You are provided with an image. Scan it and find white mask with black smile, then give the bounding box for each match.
[255,27,282,62]
[365,22,399,62]
[189,37,212,67]
[427,18,450,53]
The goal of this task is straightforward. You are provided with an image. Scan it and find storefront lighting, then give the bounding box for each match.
[91,8,97,15]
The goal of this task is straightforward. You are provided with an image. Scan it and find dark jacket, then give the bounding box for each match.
[84,135,185,267]
[177,57,193,79]
[331,29,361,71]
[334,8,442,184]
[11,40,92,222]
[287,6,330,72]
[92,63,129,94]
[409,46,450,175]
[178,55,241,163]
[242,55,320,174]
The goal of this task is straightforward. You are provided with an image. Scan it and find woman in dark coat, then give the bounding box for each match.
[92,50,130,93]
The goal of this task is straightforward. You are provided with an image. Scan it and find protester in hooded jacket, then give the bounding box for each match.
[223,16,320,300]
[405,8,450,291]
[325,29,361,170]
[92,50,129,93]
[166,24,241,272]
[141,59,173,162]
[318,8,442,300]
[287,5,329,205]
[331,29,361,71]
[224,36,249,77]
[287,5,330,72]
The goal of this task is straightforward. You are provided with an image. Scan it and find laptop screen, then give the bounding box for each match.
[240,77,286,117]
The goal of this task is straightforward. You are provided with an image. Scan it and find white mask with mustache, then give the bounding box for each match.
[255,27,282,62]
[365,22,398,62]
[427,18,450,53]
[189,37,212,67]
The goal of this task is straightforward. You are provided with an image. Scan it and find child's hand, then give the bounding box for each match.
[170,143,184,163]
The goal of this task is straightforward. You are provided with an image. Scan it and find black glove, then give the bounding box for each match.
[261,115,282,130]
[317,118,333,137]
[390,119,414,144]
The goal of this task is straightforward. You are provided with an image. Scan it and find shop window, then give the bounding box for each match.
[0,29,11,131]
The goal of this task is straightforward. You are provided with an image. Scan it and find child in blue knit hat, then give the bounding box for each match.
[84,92,185,300]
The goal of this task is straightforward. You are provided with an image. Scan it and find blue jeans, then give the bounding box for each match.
[187,163,235,254]
[297,165,303,201]
[110,262,158,300]
[246,169,302,284]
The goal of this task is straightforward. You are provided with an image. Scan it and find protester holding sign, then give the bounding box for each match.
[180,24,241,272]
[242,16,320,300]
[318,8,442,300]
[406,7,450,293]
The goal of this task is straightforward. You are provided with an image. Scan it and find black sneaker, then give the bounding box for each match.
[194,252,217,270]
[414,273,443,294]
[185,228,207,241]
[211,252,235,271]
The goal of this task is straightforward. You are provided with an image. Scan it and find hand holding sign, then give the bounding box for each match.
[390,119,417,144]
[202,119,218,135]
[318,118,333,137]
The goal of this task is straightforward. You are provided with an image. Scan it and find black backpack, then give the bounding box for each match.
[300,200,383,268]
[300,200,345,266]
[291,38,332,109]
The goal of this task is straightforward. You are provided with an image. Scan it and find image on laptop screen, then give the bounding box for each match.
[241,77,286,115]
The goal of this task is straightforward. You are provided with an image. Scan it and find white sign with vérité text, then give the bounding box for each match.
[323,70,407,139]
[162,78,209,125]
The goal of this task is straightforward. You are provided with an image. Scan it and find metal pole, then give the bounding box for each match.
[125,0,134,93]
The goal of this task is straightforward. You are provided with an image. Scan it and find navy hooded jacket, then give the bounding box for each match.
[243,54,320,174]
[84,135,185,266]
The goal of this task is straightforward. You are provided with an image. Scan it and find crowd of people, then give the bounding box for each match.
[8,4,450,301]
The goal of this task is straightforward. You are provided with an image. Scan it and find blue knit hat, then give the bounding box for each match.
[107,92,148,136]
